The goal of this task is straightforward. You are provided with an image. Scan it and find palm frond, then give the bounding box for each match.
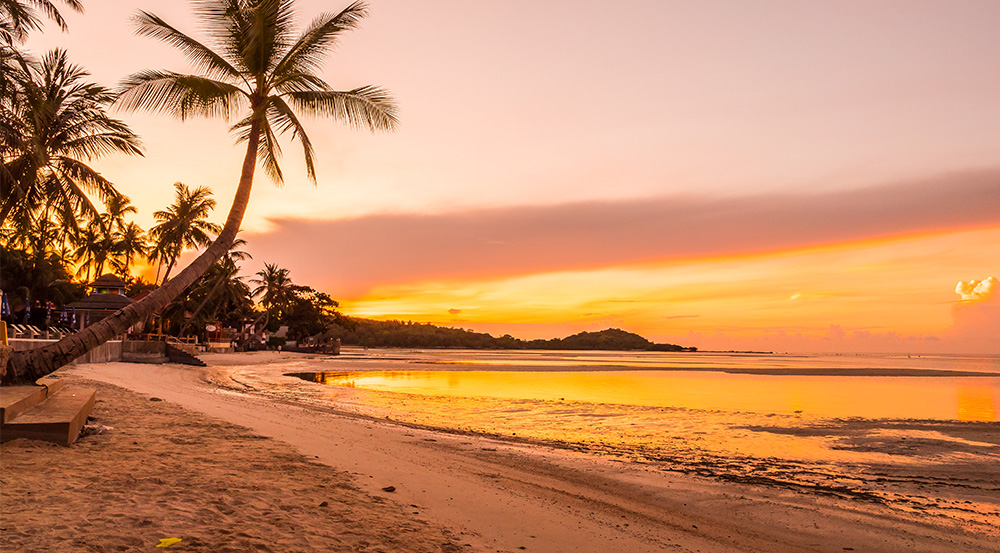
[269,95,315,182]
[31,0,83,32]
[58,129,144,160]
[115,70,247,120]
[256,113,284,184]
[270,70,330,95]
[287,85,397,131]
[133,10,245,85]
[51,156,117,201]
[271,1,368,79]
[222,0,297,76]
[43,168,101,220]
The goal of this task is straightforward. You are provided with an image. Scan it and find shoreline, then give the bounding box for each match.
[3,352,998,552]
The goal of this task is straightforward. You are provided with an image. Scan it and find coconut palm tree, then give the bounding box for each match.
[249,262,294,329]
[110,221,148,279]
[5,0,396,383]
[0,48,142,226]
[148,182,221,284]
[70,217,114,280]
[100,193,136,234]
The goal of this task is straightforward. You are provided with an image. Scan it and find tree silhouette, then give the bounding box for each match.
[6,0,396,383]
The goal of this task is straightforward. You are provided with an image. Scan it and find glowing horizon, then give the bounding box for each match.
[340,226,1000,353]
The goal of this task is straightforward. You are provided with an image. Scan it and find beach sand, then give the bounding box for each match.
[1,380,468,553]
[2,352,997,552]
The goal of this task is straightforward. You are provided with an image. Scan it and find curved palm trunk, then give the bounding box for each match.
[161,256,178,285]
[2,121,261,385]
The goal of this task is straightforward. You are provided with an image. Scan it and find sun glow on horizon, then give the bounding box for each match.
[342,227,1000,352]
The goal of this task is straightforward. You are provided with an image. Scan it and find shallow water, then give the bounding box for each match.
[292,349,1000,421]
[231,349,1000,529]
[301,368,999,422]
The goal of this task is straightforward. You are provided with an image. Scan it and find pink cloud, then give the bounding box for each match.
[243,169,1000,297]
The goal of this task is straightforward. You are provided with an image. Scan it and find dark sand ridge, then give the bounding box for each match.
[299,365,1000,377]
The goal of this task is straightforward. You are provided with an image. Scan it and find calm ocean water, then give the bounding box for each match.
[291,349,1000,422]
[233,349,1000,525]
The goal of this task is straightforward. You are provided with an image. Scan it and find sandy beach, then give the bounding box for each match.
[2,352,998,553]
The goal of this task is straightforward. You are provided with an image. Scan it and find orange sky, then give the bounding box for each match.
[23,1,1000,353]
[340,226,1000,353]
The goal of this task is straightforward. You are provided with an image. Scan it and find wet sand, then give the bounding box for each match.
[2,351,998,552]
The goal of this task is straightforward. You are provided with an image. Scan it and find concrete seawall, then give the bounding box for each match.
[8,339,123,365]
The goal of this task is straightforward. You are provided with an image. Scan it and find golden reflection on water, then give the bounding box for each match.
[309,370,1000,422]
[957,385,998,422]
[411,351,1000,373]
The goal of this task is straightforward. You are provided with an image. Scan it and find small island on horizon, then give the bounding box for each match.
[318,319,698,352]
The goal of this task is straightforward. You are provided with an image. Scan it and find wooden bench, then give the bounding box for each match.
[1,384,96,446]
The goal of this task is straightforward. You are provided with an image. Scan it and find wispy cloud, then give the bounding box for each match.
[244,169,999,296]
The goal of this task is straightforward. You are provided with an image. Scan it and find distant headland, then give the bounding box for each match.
[323,319,696,352]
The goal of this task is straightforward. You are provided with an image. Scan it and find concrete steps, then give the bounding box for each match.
[1,378,65,423]
[166,343,207,367]
[1,380,96,446]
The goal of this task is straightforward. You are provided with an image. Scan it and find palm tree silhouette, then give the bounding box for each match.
[100,194,137,234]
[148,182,221,284]
[250,262,295,330]
[6,0,396,382]
[110,221,148,279]
[0,0,83,44]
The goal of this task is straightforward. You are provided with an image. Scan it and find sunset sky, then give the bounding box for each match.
[24,1,1000,353]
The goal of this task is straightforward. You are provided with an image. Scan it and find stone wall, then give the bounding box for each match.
[8,339,123,365]
[121,341,168,364]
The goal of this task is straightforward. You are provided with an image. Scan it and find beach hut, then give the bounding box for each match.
[67,274,135,331]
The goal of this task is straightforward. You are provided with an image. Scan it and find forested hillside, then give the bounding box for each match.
[323,319,695,351]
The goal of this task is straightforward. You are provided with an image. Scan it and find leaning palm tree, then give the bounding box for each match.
[5,0,396,383]
[148,182,221,284]
[176,238,250,337]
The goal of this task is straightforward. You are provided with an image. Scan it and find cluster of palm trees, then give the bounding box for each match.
[3,0,397,384]
[3,180,224,292]
[2,1,139,309]
[2,39,144,285]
